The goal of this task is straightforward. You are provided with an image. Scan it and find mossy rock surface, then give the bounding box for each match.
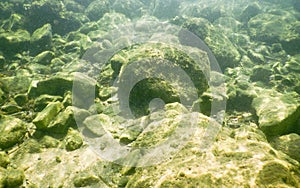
[252,90,300,136]
[0,115,27,149]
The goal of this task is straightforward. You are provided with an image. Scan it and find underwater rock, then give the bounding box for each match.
[1,73,32,94]
[179,17,213,40]
[205,30,241,70]
[152,0,180,19]
[39,135,60,149]
[250,65,273,83]
[64,0,85,13]
[14,94,28,107]
[252,90,300,136]
[0,167,6,187]
[85,0,110,21]
[47,106,77,134]
[0,115,27,149]
[5,168,25,188]
[112,0,144,19]
[213,16,242,34]
[271,133,300,162]
[0,152,9,168]
[83,114,111,137]
[0,29,30,54]
[101,42,209,117]
[178,17,240,70]
[255,161,298,187]
[73,172,100,187]
[24,0,84,35]
[239,3,261,23]
[64,128,83,151]
[126,115,300,187]
[32,51,55,65]
[248,13,300,55]
[33,94,63,112]
[28,73,73,98]
[30,24,52,55]
[32,101,62,130]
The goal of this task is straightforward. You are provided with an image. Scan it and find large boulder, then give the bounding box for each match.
[98,42,209,117]
[126,113,300,187]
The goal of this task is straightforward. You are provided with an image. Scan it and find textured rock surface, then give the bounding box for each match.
[127,118,300,187]
[252,90,300,136]
[1,0,300,187]
[0,116,27,149]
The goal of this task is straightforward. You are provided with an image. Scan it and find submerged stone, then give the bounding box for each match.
[32,101,62,130]
[252,90,300,136]
[0,152,9,168]
[32,51,55,65]
[271,133,300,162]
[5,168,25,188]
[248,13,300,54]
[239,3,261,23]
[73,172,100,187]
[126,116,300,187]
[85,0,110,21]
[64,128,83,151]
[83,114,111,137]
[30,24,52,55]
[0,29,30,54]
[0,116,27,149]
[28,73,73,98]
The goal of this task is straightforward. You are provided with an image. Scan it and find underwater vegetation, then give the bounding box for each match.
[0,0,300,187]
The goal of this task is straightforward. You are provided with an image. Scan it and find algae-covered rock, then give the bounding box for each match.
[271,133,300,162]
[64,128,83,151]
[126,120,300,187]
[0,29,30,54]
[0,116,27,149]
[47,106,76,134]
[33,94,63,112]
[255,161,298,187]
[85,0,110,21]
[252,90,300,136]
[73,172,100,187]
[248,13,300,54]
[204,29,241,70]
[152,0,180,19]
[32,101,62,130]
[101,42,209,117]
[28,73,73,98]
[30,24,52,55]
[5,168,25,188]
[0,167,5,188]
[83,114,111,137]
[32,51,55,65]
[0,152,9,168]
[239,2,261,23]
[112,0,144,19]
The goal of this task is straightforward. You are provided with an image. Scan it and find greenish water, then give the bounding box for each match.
[0,0,300,187]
